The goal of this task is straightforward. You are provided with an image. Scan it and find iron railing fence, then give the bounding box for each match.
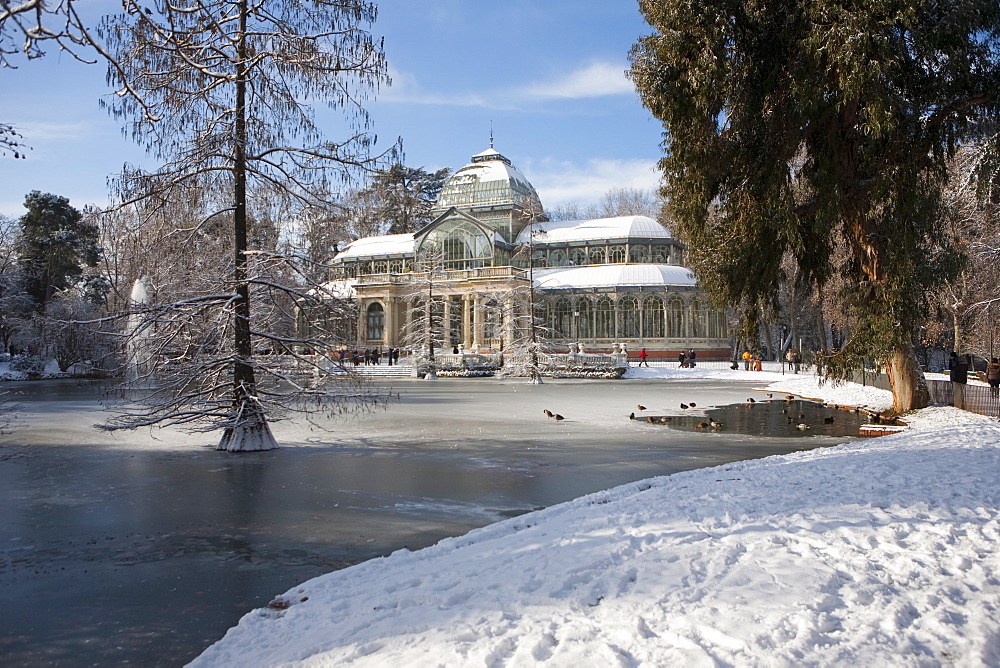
[927,380,1000,418]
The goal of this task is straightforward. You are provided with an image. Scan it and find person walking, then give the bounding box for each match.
[639,348,649,367]
[986,357,1000,397]
[688,350,696,367]
[742,349,751,370]
[678,350,687,368]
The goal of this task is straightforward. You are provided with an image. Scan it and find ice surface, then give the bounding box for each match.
[192,372,1000,667]
[1,373,844,664]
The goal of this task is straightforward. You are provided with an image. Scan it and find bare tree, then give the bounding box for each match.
[475,278,547,382]
[929,142,1000,358]
[547,187,664,222]
[97,0,393,451]
[0,0,93,65]
[400,248,448,380]
[36,292,112,372]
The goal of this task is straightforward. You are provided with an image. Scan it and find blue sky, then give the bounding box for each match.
[0,1,663,219]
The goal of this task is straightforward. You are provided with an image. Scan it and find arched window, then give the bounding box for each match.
[366,302,384,340]
[483,298,500,341]
[388,259,403,273]
[577,298,592,339]
[570,247,588,266]
[667,297,685,338]
[553,297,573,338]
[709,309,728,339]
[549,249,568,267]
[538,301,551,335]
[629,245,650,263]
[589,246,607,265]
[619,296,639,338]
[609,245,626,263]
[670,246,685,266]
[450,296,463,346]
[690,299,709,338]
[372,260,388,274]
[419,218,494,269]
[652,245,670,263]
[642,296,664,338]
[595,297,614,338]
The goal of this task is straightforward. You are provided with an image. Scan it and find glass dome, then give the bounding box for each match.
[434,147,544,214]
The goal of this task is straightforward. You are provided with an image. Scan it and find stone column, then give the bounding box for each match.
[384,296,397,347]
[462,295,473,348]
[472,296,483,348]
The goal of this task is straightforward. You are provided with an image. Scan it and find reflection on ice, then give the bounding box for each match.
[0,376,861,665]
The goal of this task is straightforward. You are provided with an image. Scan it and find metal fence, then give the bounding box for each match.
[927,380,1000,418]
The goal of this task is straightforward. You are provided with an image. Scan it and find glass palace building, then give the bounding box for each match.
[323,146,730,359]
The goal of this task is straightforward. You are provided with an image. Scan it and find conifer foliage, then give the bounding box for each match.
[630,0,1000,412]
[17,191,100,310]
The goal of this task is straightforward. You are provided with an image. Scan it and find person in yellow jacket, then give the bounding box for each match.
[742,350,751,371]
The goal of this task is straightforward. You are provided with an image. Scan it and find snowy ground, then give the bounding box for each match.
[192,368,1000,667]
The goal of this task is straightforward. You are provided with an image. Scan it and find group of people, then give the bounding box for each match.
[338,348,400,366]
[739,350,763,372]
[633,348,697,367]
[950,351,1000,396]
[678,349,697,368]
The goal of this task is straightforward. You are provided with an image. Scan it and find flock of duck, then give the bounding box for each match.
[544,392,885,432]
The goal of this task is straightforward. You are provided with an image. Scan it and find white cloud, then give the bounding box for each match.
[380,60,635,107]
[380,66,493,107]
[11,121,90,142]
[519,61,634,100]
[524,157,661,208]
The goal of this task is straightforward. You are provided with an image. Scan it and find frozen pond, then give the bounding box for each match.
[0,377,862,665]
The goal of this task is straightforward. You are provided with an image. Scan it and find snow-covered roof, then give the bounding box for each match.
[318,279,358,300]
[533,264,696,290]
[333,233,414,261]
[434,147,542,212]
[518,215,672,245]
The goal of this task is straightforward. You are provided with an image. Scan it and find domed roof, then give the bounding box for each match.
[516,215,671,245]
[433,146,543,213]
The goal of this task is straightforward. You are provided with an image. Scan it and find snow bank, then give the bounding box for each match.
[193,381,1000,667]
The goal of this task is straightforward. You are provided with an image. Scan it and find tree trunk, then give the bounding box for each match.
[222,0,277,452]
[952,306,962,355]
[885,343,929,413]
[816,310,827,351]
[761,316,775,361]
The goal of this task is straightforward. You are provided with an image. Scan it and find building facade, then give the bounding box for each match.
[323,146,730,359]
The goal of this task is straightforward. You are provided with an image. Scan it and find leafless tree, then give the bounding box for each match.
[96,0,394,451]
[475,278,547,383]
[400,248,448,380]
[547,187,664,222]
[928,143,1000,358]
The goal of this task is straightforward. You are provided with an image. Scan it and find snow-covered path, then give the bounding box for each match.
[192,374,1000,667]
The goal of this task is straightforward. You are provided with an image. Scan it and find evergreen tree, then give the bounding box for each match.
[16,191,100,310]
[630,0,1000,412]
[366,163,451,235]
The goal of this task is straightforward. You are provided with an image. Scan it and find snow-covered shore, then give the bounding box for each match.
[191,369,999,666]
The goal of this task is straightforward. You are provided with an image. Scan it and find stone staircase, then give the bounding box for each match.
[354,364,414,378]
